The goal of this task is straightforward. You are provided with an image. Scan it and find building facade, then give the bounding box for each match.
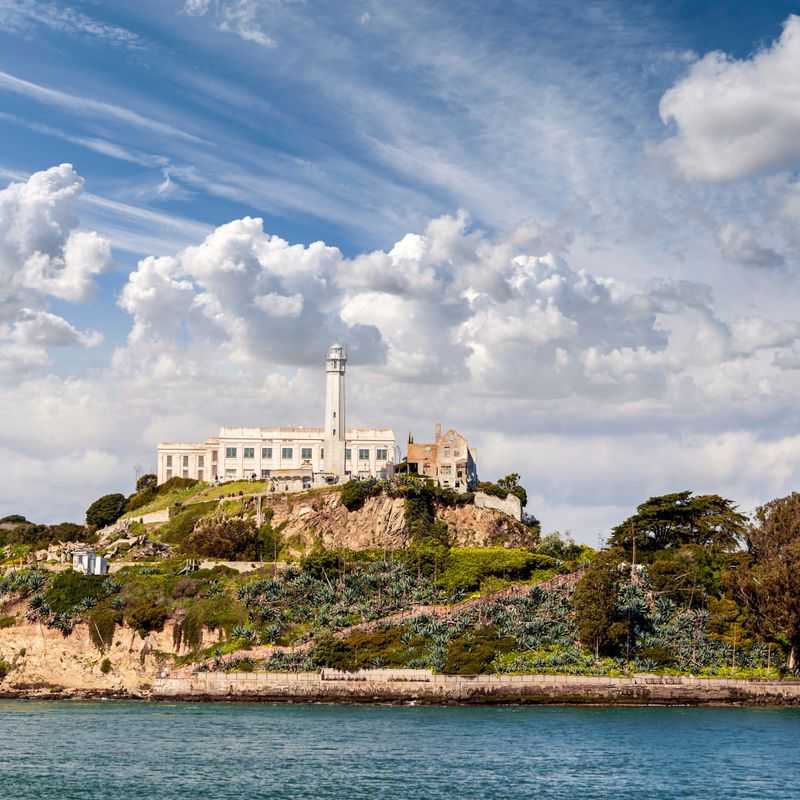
[157,345,397,485]
[406,423,478,492]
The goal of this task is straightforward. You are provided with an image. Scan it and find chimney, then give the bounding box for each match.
[435,422,441,439]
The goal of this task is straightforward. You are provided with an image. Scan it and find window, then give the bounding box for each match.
[261,469,269,478]
[198,455,204,467]
[281,447,293,459]
[182,469,189,478]
[333,411,336,418]
[225,447,237,458]
[320,448,324,460]
[345,448,351,460]
[225,468,236,478]
[166,455,172,467]
[166,469,172,479]
[376,449,387,461]
[182,455,189,467]
[212,450,218,462]
[359,448,369,460]
[198,470,204,481]
[243,447,255,459]
[301,447,312,459]
[262,447,272,459]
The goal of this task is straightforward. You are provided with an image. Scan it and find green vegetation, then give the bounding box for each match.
[440,547,556,594]
[186,518,261,560]
[127,598,168,635]
[0,520,92,552]
[609,491,747,553]
[122,478,205,519]
[733,492,800,670]
[5,480,800,681]
[86,493,127,529]
[0,659,12,680]
[99,658,112,674]
[195,480,258,502]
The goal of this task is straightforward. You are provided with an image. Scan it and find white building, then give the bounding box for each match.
[72,549,108,576]
[156,345,398,485]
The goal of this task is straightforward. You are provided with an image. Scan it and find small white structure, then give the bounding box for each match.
[72,549,108,576]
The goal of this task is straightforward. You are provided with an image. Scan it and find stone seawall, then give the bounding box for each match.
[153,669,800,706]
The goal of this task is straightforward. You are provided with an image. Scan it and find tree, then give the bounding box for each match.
[733,492,800,671]
[498,473,528,508]
[136,473,157,492]
[85,493,127,529]
[571,548,627,659]
[609,491,746,555]
[186,518,261,560]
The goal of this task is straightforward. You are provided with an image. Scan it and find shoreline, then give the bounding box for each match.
[3,670,800,707]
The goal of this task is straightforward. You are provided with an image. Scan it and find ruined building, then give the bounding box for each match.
[406,424,478,492]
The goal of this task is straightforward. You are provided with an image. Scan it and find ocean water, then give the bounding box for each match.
[0,701,798,799]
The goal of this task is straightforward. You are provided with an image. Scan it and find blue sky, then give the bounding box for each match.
[2,0,800,542]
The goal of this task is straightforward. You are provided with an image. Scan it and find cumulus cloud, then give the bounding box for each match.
[718,220,784,268]
[656,15,800,182]
[5,168,800,538]
[0,164,111,371]
[118,216,385,371]
[114,208,800,409]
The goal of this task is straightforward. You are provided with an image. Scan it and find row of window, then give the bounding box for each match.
[166,447,390,472]
[220,447,389,461]
[165,455,206,468]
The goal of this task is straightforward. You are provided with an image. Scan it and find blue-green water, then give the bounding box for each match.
[0,701,798,798]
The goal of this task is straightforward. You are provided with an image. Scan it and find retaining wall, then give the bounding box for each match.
[153,669,800,705]
[474,492,522,521]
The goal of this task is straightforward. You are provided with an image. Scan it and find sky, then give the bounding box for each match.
[1,0,800,543]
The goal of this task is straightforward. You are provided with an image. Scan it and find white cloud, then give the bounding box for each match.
[657,15,800,181]
[718,220,784,268]
[0,69,206,144]
[0,0,146,49]
[5,168,800,540]
[0,164,111,371]
[185,0,278,48]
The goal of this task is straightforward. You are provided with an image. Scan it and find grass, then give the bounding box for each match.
[122,483,207,519]
[192,481,262,502]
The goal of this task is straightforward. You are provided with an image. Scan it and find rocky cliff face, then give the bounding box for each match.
[258,491,536,554]
[0,600,211,696]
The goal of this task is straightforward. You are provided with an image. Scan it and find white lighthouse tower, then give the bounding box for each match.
[323,343,347,475]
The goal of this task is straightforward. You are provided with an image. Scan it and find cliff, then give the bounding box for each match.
[238,490,537,554]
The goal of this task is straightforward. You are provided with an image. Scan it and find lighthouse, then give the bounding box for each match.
[323,343,347,474]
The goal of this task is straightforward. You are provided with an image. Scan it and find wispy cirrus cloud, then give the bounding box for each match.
[0,69,208,144]
[0,0,147,49]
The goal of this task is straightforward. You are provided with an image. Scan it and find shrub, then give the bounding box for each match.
[186,518,260,560]
[0,616,16,628]
[86,493,127,529]
[440,547,556,594]
[172,595,241,651]
[136,474,158,492]
[87,605,122,651]
[0,659,12,680]
[159,502,216,549]
[340,480,369,511]
[127,598,168,635]
[0,514,27,524]
[443,627,515,674]
[125,487,158,514]
[46,572,105,615]
[309,633,357,670]
[99,658,112,674]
